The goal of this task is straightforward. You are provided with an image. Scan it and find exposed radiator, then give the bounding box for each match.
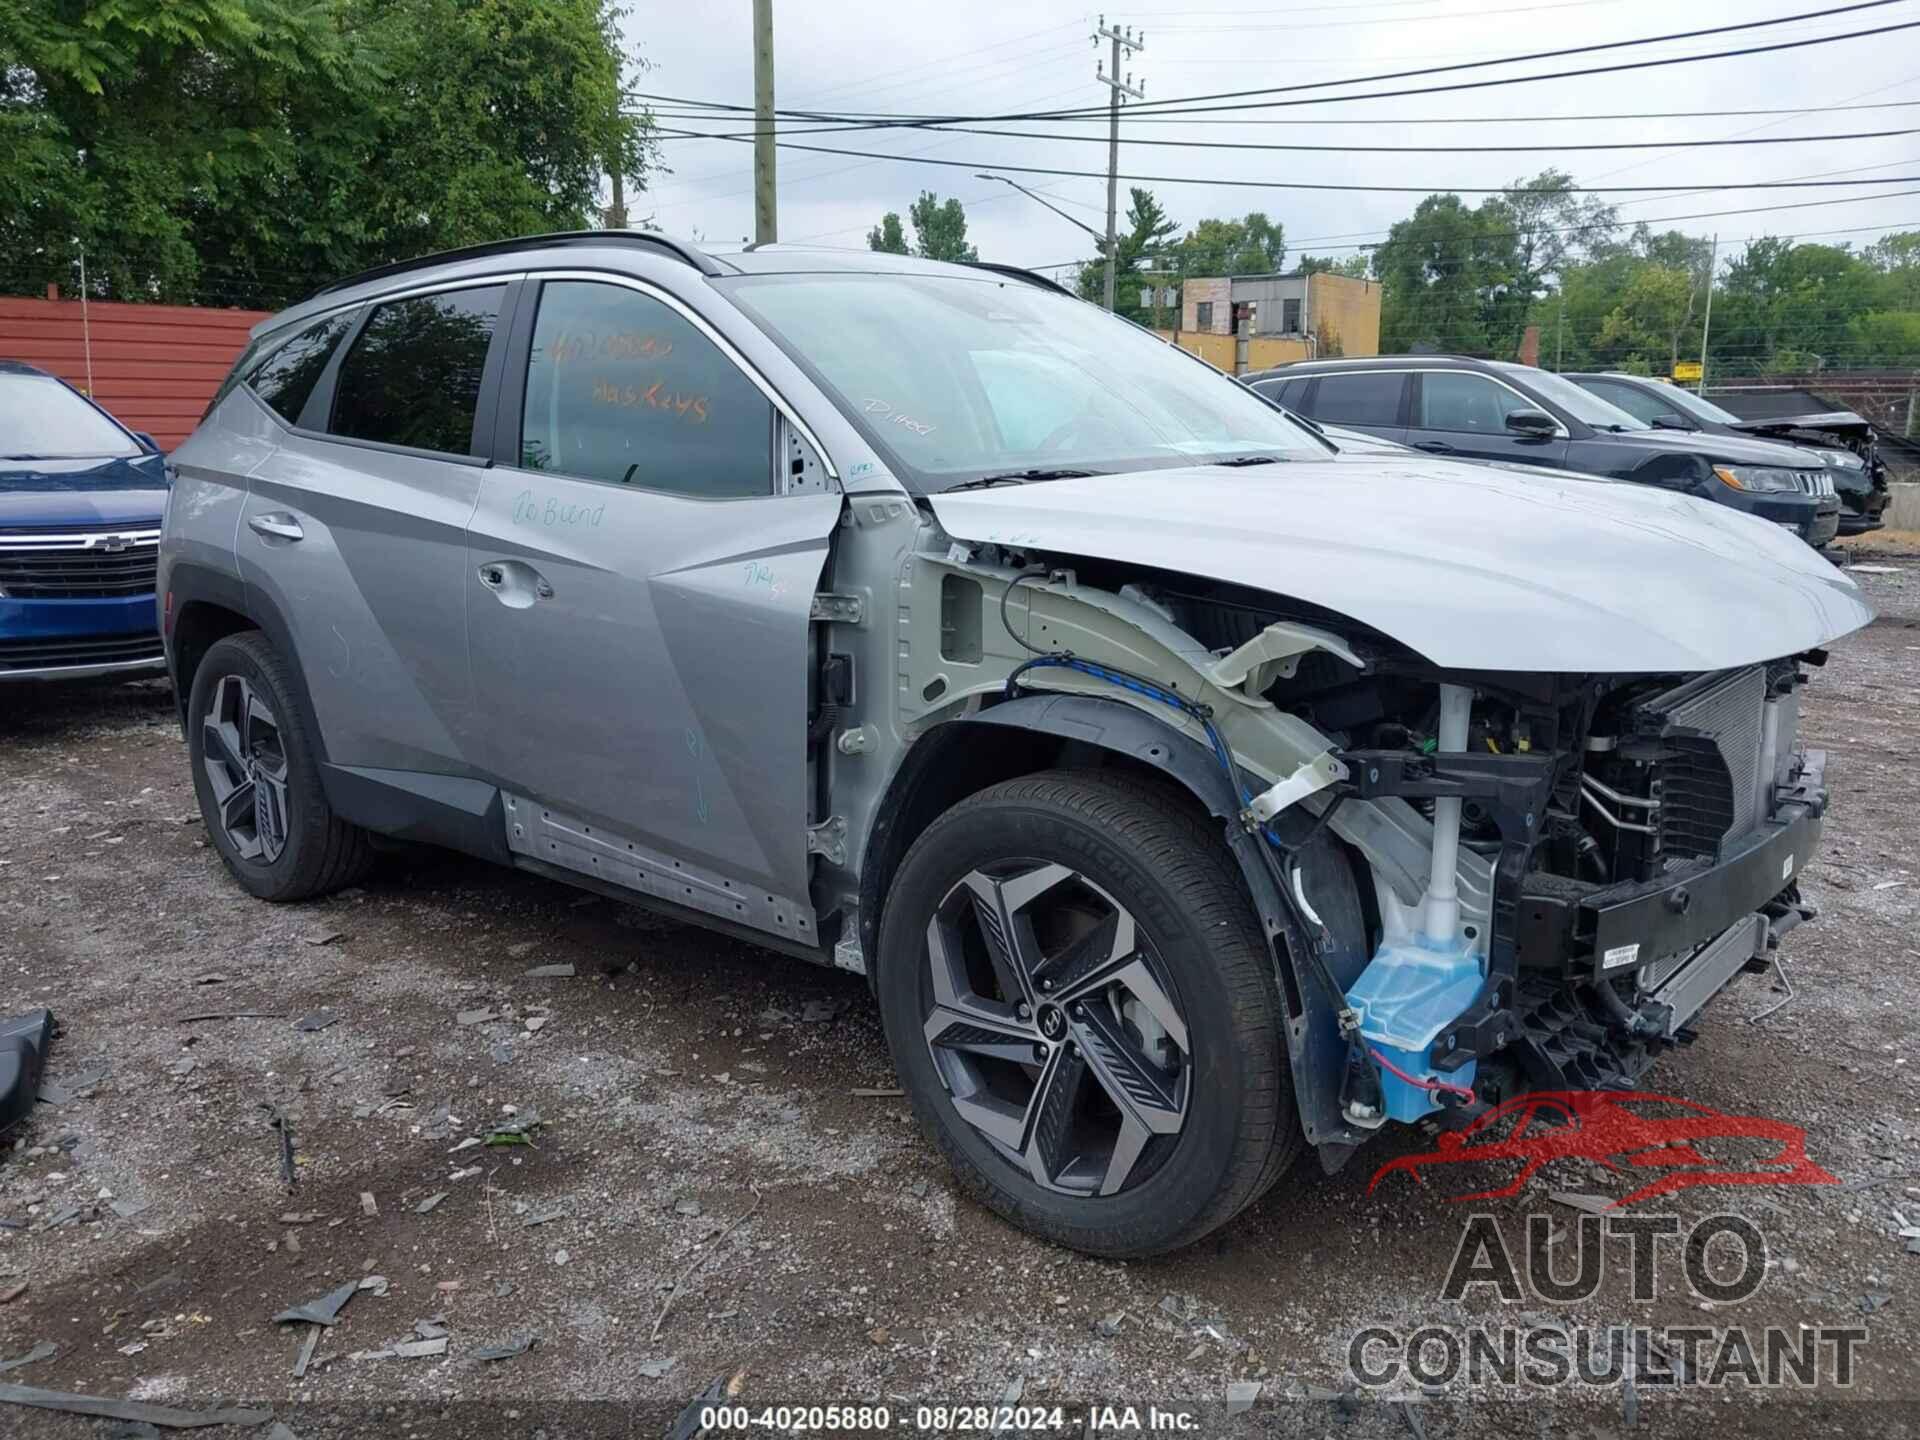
[1636,665,1766,855]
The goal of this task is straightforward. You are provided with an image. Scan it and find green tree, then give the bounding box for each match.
[1597,265,1700,376]
[1075,187,1178,322]
[0,0,654,307]
[866,212,908,255]
[909,191,977,263]
[1298,254,1370,278]
[1174,212,1285,277]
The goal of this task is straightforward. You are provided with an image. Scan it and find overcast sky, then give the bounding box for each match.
[621,0,1920,279]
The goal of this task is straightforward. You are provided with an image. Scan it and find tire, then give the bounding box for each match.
[187,630,375,901]
[876,769,1301,1257]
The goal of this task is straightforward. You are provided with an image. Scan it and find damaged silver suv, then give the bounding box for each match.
[160,234,1872,1257]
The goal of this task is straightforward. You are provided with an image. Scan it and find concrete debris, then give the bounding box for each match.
[416,1192,448,1215]
[360,1192,378,1217]
[524,964,575,978]
[0,1343,56,1375]
[393,1337,448,1358]
[37,1065,108,1105]
[291,1324,321,1380]
[450,1165,482,1182]
[472,1333,536,1363]
[674,1199,703,1218]
[909,1180,930,1199]
[799,1000,840,1023]
[273,1280,358,1327]
[456,1009,496,1027]
[0,1385,273,1429]
[278,1211,320,1224]
[640,1356,679,1379]
[449,1137,481,1153]
[552,1249,571,1266]
[292,1011,339,1033]
[302,930,345,946]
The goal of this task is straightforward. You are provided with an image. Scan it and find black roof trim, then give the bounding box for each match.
[962,261,1078,298]
[303,230,730,302]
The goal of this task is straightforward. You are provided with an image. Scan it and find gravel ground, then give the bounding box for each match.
[0,558,1916,1438]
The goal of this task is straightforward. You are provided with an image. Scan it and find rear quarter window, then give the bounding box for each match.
[246,311,357,425]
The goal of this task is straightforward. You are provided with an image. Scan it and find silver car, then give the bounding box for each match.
[160,234,1871,1256]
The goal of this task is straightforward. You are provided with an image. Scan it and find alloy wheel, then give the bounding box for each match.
[921,861,1191,1197]
[201,673,291,864]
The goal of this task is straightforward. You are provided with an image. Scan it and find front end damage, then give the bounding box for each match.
[899,535,1843,1168]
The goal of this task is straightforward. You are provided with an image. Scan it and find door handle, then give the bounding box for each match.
[247,512,304,541]
[1413,440,1456,454]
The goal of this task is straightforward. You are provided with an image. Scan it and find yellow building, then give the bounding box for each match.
[1155,270,1381,373]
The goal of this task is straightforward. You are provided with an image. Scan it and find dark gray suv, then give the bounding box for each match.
[159,233,1869,1257]
[1249,356,1842,547]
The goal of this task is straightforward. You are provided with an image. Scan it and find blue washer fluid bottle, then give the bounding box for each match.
[1344,937,1483,1123]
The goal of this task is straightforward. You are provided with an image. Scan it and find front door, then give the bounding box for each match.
[1409,370,1569,468]
[465,275,841,946]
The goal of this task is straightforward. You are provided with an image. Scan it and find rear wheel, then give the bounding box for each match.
[187,631,374,901]
[876,770,1300,1256]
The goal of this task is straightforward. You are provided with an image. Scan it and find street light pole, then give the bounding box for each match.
[973,173,1105,244]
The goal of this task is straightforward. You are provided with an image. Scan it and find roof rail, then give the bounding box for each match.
[302,230,730,302]
[963,261,1078,298]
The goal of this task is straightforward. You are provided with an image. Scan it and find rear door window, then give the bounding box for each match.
[329,286,506,455]
[1309,372,1405,427]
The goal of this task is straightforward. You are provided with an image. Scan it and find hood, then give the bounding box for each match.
[1600,426,1824,469]
[0,454,170,530]
[929,457,1872,674]
[1728,411,1872,440]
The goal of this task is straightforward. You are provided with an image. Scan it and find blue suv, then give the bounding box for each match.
[1,361,170,682]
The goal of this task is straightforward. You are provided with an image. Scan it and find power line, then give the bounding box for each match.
[644,129,1920,195]
[626,2,1916,127]
[647,119,1920,155]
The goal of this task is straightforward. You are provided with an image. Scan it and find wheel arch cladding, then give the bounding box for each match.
[860,693,1363,1156]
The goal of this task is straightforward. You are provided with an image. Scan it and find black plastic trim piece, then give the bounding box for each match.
[321,764,512,865]
[961,262,1079,297]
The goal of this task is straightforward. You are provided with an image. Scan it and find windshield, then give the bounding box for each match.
[1658,384,1745,426]
[0,374,142,459]
[1497,364,1648,431]
[723,272,1331,490]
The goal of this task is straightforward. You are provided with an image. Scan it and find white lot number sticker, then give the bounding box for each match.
[1602,942,1641,970]
[1782,854,1795,880]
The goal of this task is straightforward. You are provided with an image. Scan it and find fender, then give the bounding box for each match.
[862,693,1372,1160]
[163,559,509,864]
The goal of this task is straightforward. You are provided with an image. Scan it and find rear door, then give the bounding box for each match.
[1296,370,1408,445]
[464,273,842,946]
[236,281,510,776]
[1408,370,1569,467]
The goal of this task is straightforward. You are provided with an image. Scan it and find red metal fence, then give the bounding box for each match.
[0,293,269,450]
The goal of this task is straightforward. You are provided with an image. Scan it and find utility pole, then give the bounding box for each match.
[753,0,777,246]
[1093,16,1144,312]
[607,168,627,230]
[1696,232,1719,393]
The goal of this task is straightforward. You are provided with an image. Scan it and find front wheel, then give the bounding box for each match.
[876,770,1300,1257]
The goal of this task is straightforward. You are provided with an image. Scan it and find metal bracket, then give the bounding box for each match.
[805,815,848,866]
[835,726,877,756]
[810,592,864,624]
[1244,752,1348,825]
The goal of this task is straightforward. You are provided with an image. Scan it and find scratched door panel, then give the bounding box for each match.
[466,474,839,911]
